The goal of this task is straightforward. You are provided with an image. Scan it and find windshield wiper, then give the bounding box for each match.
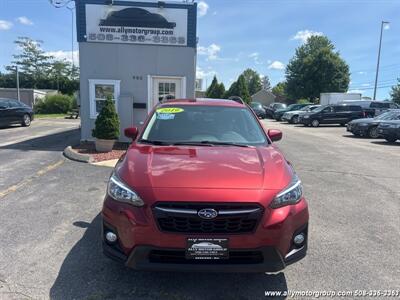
[139,139,171,145]
[173,141,250,147]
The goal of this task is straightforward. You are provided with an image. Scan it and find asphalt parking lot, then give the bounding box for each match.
[0,119,399,299]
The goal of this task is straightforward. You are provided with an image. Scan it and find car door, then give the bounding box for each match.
[0,100,11,125]
[320,106,336,124]
[7,100,23,123]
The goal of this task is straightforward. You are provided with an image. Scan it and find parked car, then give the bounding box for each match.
[102,98,309,272]
[282,105,320,124]
[299,104,364,127]
[340,100,399,117]
[265,102,286,118]
[0,98,34,127]
[347,110,400,138]
[274,103,313,121]
[249,101,266,119]
[377,120,400,143]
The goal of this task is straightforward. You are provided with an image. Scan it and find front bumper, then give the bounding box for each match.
[347,124,369,136]
[101,195,309,272]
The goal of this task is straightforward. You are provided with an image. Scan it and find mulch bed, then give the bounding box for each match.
[73,142,129,162]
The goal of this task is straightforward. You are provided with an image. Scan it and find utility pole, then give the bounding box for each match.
[16,66,20,101]
[373,21,390,100]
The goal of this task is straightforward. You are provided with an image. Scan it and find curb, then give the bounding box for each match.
[63,146,94,163]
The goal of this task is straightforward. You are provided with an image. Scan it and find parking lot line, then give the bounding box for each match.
[0,159,64,199]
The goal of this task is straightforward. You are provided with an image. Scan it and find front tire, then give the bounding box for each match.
[368,126,379,139]
[22,114,31,127]
[311,119,320,127]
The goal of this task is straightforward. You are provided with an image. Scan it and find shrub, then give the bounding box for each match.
[297,98,312,104]
[34,94,73,114]
[92,96,120,140]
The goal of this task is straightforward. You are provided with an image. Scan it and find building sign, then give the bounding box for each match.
[85,4,188,46]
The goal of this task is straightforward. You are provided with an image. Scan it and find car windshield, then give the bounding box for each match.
[374,111,400,120]
[140,105,268,146]
[250,102,262,109]
[311,105,328,113]
[275,103,286,109]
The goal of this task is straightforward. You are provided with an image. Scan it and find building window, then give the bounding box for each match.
[89,79,120,119]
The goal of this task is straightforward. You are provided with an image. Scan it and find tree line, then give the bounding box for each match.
[206,35,400,104]
[0,37,79,95]
[205,69,271,103]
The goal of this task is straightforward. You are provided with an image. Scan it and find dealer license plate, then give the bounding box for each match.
[186,238,229,260]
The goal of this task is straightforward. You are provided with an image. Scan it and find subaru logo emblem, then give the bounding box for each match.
[198,208,218,220]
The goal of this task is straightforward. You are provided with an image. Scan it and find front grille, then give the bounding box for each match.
[149,249,263,264]
[153,202,263,234]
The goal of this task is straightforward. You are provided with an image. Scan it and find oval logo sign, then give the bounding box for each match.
[197,208,218,220]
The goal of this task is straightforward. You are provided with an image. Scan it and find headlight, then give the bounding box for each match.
[270,175,303,209]
[303,115,309,119]
[358,123,368,127]
[388,124,400,128]
[107,173,144,206]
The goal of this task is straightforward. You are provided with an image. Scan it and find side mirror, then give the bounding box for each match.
[124,127,138,140]
[267,129,282,142]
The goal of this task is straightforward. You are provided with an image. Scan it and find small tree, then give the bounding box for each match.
[205,76,225,98]
[92,96,120,140]
[225,75,251,103]
[390,79,400,105]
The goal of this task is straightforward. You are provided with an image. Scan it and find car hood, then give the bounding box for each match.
[349,118,375,124]
[284,110,305,115]
[378,120,400,126]
[117,144,292,190]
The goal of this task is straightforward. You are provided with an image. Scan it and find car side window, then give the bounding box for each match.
[0,101,9,109]
[323,107,332,113]
[334,106,345,112]
[8,101,21,108]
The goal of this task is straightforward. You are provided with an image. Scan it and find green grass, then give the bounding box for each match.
[35,114,69,119]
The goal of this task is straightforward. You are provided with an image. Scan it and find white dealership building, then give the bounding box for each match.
[76,0,197,141]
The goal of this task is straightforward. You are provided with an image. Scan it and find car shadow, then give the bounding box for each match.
[342,134,364,139]
[0,128,80,152]
[50,214,288,300]
[370,141,400,146]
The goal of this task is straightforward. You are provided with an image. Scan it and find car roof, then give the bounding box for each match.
[158,98,246,108]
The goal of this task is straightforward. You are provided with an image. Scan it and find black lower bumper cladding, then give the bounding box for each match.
[102,221,308,273]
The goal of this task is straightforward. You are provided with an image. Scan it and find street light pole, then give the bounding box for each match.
[373,21,390,100]
[66,3,75,78]
[49,0,75,77]
[16,66,20,101]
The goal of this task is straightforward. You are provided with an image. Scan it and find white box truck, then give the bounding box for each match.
[319,93,361,105]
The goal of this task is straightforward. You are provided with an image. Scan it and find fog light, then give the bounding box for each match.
[105,231,117,243]
[294,233,305,246]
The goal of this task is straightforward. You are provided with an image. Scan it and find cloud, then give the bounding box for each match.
[268,61,285,70]
[383,23,390,30]
[198,43,221,60]
[358,71,366,75]
[45,50,79,66]
[249,52,262,65]
[16,16,33,26]
[0,20,13,30]
[361,83,370,87]
[197,1,209,17]
[196,66,216,79]
[292,30,324,43]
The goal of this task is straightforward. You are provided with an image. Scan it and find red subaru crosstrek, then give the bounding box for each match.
[102,98,309,272]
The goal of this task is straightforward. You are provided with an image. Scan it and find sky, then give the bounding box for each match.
[0,0,399,100]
